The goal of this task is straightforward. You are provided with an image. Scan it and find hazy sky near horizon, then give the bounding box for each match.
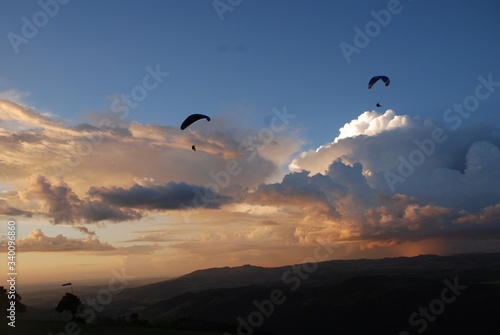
[1,0,500,284]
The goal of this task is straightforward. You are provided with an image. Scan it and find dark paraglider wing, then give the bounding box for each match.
[380,76,390,86]
[368,76,390,89]
[180,114,211,130]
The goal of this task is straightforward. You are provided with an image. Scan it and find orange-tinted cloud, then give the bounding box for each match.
[13,228,114,252]
[1,228,162,255]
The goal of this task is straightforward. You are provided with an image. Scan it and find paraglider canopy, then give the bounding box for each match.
[180,114,211,130]
[368,76,390,89]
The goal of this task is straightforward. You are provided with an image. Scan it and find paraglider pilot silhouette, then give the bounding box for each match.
[180,114,210,151]
[368,76,390,108]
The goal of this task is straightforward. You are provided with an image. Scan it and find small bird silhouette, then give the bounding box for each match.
[192,145,196,151]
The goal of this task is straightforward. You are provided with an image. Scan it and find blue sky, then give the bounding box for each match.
[2,0,498,147]
[1,1,500,283]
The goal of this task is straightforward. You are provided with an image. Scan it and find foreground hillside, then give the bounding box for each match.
[140,274,500,334]
[1,319,223,335]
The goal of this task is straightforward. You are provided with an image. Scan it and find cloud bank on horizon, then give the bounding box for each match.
[1,97,500,257]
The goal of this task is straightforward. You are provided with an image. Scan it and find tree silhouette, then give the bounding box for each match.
[130,312,139,322]
[55,293,83,321]
[129,312,148,327]
[0,286,27,318]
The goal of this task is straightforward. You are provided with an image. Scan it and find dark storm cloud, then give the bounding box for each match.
[88,182,233,210]
[19,175,142,224]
